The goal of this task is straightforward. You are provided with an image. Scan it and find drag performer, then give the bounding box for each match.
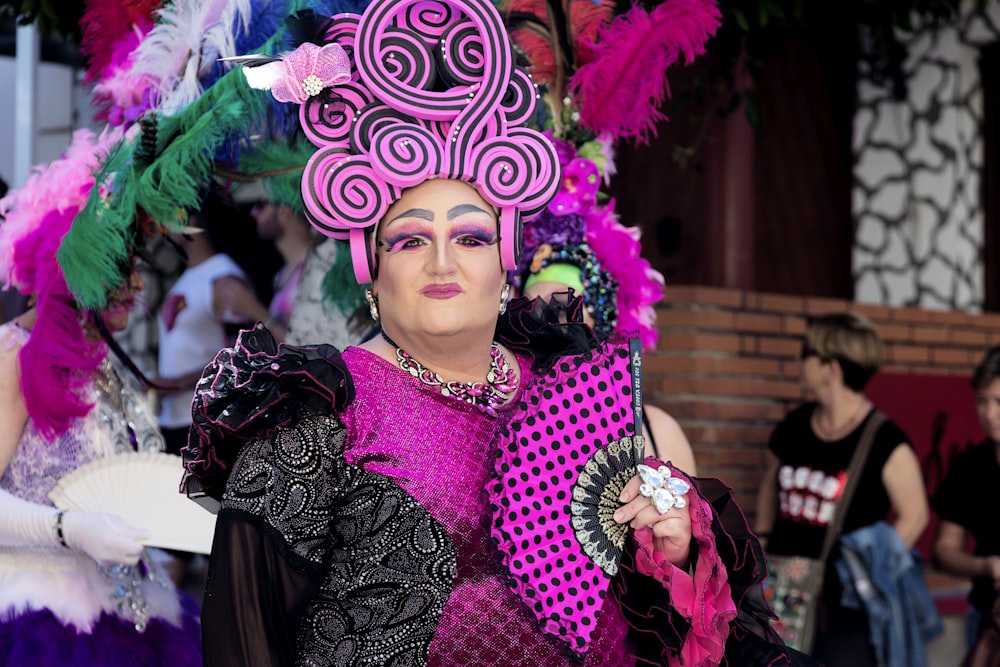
[0,129,201,665]
[175,1,811,664]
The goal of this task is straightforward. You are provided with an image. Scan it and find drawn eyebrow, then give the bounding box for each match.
[385,203,492,227]
[447,204,492,219]
[386,208,434,225]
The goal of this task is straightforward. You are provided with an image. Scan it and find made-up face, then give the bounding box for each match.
[372,179,506,341]
[102,268,146,332]
[976,377,1000,443]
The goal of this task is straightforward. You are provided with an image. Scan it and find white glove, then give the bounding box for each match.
[0,488,147,565]
[62,511,149,566]
[0,487,63,547]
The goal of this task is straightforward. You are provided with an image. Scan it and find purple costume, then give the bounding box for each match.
[0,323,201,666]
[338,347,630,666]
[186,313,799,666]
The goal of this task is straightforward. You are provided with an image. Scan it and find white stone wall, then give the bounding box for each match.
[853,4,1000,310]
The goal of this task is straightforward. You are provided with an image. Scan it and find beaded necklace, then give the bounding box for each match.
[380,330,518,417]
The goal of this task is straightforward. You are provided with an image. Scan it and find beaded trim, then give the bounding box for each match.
[380,330,517,417]
[53,509,68,548]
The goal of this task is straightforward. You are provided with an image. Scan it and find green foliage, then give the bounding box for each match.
[707,0,985,124]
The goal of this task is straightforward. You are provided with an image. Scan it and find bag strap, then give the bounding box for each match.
[818,407,886,561]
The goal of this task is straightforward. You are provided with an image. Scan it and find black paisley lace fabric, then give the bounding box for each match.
[182,324,354,507]
[205,415,456,667]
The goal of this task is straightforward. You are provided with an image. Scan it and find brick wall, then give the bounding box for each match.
[646,285,1000,517]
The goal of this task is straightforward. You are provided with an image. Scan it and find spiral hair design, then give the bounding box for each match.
[295,0,560,283]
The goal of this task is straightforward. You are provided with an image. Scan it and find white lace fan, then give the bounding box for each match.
[48,451,216,555]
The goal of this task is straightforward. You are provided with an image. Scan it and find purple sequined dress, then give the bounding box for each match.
[338,347,631,666]
[0,323,201,666]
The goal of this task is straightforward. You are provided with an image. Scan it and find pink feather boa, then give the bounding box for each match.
[584,204,665,350]
[0,128,122,438]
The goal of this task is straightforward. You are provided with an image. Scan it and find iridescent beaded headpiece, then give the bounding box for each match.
[245,0,560,284]
[523,242,618,338]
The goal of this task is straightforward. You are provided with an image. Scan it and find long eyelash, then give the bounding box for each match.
[380,233,421,251]
[453,228,497,244]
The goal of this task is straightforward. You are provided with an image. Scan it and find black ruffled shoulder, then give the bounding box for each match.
[495,293,601,374]
[181,324,354,508]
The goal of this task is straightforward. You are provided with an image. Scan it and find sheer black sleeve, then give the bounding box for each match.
[201,514,325,666]
[201,416,348,666]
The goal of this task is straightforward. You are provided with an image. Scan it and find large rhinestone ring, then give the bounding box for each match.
[637,464,691,514]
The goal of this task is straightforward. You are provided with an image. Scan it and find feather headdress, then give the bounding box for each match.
[61,70,268,311]
[505,0,716,348]
[0,128,124,438]
[569,0,721,143]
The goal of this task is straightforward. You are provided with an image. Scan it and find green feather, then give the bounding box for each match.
[233,138,315,212]
[59,70,270,310]
[58,137,140,311]
[320,241,366,317]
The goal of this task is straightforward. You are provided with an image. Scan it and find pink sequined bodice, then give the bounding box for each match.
[339,347,631,667]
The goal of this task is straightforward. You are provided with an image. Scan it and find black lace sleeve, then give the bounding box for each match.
[201,416,348,667]
[202,413,457,666]
[181,324,354,509]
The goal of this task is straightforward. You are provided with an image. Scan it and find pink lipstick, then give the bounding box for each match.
[420,283,463,299]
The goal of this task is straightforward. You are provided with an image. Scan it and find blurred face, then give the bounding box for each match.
[252,201,282,240]
[799,342,831,396]
[522,279,595,328]
[976,378,1000,442]
[373,179,505,340]
[102,268,146,333]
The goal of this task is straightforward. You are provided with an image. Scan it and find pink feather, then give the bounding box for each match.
[584,203,665,350]
[15,218,105,440]
[568,0,721,143]
[0,127,121,439]
[81,0,162,82]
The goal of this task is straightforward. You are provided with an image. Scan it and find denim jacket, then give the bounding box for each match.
[835,521,944,667]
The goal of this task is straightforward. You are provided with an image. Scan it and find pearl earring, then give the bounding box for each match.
[365,289,379,321]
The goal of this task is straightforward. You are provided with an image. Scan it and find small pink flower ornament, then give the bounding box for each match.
[548,157,601,216]
[237,43,351,104]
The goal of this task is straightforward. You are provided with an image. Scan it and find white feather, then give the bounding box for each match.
[122,0,261,115]
[241,61,285,91]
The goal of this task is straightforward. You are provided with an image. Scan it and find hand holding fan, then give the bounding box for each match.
[491,338,686,656]
[49,451,217,555]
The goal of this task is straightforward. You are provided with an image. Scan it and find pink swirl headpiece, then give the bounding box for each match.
[285,0,560,283]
